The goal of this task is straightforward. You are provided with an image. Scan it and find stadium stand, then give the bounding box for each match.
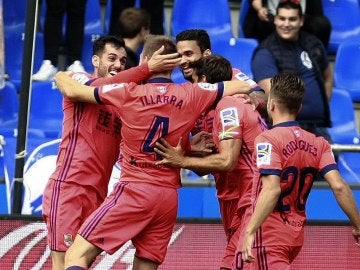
[328,88,360,145]
[28,81,63,138]
[211,37,258,78]
[170,0,233,40]
[334,40,360,103]
[322,0,360,54]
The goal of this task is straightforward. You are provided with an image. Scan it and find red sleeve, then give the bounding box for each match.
[90,63,151,87]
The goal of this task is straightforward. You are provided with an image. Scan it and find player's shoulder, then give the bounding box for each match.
[71,72,92,85]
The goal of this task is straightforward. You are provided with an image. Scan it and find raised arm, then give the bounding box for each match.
[223,80,253,96]
[91,46,181,86]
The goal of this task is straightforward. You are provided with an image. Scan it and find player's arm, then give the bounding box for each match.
[222,80,253,96]
[324,170,360,244]
[91,46,181,86]
[242,174,281,263]
[154,137,241,174]
[54,71,97,103]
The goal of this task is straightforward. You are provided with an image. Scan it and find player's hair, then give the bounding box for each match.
[175,29,211,52]
[270,73,305,113]
[142,34,177,58]
[276,1,303,17]
[92,35,126,56]
[117,7,150,38]
[190,55,232,83]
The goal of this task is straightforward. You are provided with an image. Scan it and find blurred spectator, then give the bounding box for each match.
[243,0,331,48]
[33,0,86,81]
[109,0,165,36]
[251,1,333,142]
[115,7,150,69]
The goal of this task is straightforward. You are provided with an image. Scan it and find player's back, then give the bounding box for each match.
[252,121,336,246]
[98,78,223,188]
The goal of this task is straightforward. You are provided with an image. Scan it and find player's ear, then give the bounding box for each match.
[200,75,207,83]
[203,49,211,57]
[92,55,100,68]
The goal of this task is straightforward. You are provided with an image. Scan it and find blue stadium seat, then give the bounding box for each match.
[0,81,19,124]
[334,40,360,102]
[322,0,360,54]
[337,152,360,183]
[5,30,44,90]
[81,33,100,73]
[211,37,258,78]
[28,81,63,138]
[328,88,360,145]
[3,0,26,32]
[238,0,250,38]
[171,0,233,40]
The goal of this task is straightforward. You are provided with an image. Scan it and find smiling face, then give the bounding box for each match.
[274,7,304,41]
[93,43,127,78]
[176,40,210,82]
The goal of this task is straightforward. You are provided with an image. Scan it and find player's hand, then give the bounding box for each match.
[154,137,185,167]
[148,46,181,73]
[352,227,360,247]
[233,93,258,111]
[242,232,256,263]
[190,131,214,154]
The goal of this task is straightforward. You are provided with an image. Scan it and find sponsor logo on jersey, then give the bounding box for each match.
[256,142,272,165]
[234,71,257,87]
[220,107,239,127]
[198,82,217,91]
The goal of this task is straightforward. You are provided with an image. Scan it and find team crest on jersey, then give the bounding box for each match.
[71,72,90,85]
[157,86,166,93]
[64,234,74,247]
[220,107,239,127]
[256,142,272,165]
[198,82,217,91]
[102,83,125,93]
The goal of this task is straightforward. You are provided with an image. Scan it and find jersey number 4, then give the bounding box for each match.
[142,116,169,160]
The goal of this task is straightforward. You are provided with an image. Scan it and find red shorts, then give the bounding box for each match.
[78,181,178,264]
[42,179,103,252]
[233,245,302,270]
[219,198,242,269]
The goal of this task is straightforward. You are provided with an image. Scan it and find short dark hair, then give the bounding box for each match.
[142,34,177,58]
[270,73,305,113]
[276,1,303,17]
[190,55,232,83]
[92,35,126,56]
[175,29,211,52]
[118,7,150,38]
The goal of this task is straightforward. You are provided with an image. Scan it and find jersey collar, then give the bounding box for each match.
[272,121,300,129]
[146,77,173,83]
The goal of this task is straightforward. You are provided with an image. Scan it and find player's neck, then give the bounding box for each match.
[271,113,296,126]
[148,72,172,80]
